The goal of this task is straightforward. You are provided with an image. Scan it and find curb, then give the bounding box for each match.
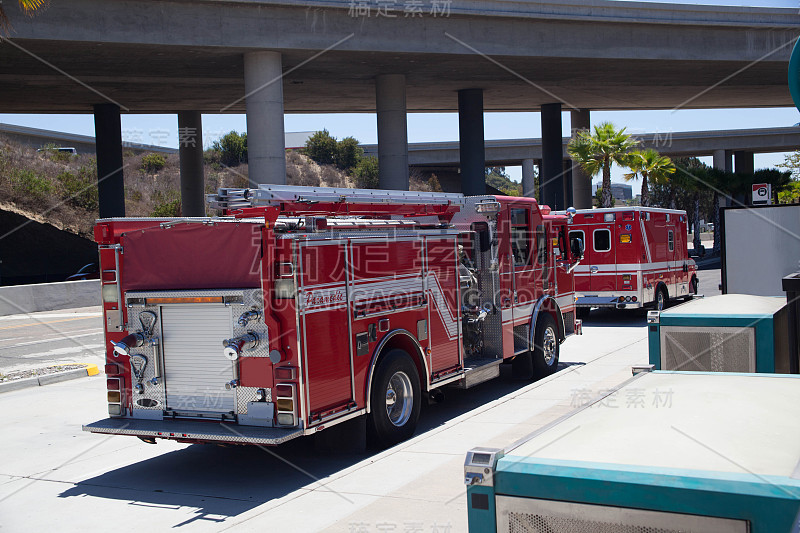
[0,364,99,394]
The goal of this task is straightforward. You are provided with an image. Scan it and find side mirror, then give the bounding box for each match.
[570,237,584,260]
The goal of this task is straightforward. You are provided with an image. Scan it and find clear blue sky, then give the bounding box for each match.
[1,0,797,185]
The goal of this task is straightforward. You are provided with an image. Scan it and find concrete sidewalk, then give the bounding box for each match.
[0,310,648,533]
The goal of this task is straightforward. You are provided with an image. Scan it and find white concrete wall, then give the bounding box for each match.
[0,280,100,316]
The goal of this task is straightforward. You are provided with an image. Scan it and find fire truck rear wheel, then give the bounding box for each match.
[532,313,560,380]
[367,349,421,448]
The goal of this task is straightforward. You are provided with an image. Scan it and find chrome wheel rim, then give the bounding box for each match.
[385,371,413,427]
[542,327,557,365]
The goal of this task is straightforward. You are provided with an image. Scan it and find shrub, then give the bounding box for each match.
[213,131,248,167]
[353,156,379,189]
[304,130,338,166]
[319,165,345,187]
[151,198,181,217]
[428,174,443,192]
[11,169,53,199]
[335,136,363,172]
[40,143,73,163]
[140,153,166,173]
[56,167,99,210]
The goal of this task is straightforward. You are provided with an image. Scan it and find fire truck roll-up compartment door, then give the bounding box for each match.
[299,241,354,423]
[589,221,616,292]
[425,236,462,374]
[161,304,236,415]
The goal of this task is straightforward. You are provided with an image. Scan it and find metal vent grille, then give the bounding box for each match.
[508,511,677,533]
[496,496,748,533]
[660,326,755,373]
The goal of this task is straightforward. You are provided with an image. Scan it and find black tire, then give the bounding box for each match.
[576,307,590,319]
[511,349,534,380]
[367,349,421,448]
[655,285,668,311]
[532,313,560,380]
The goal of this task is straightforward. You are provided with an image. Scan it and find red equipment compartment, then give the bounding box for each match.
[120,222,263,290]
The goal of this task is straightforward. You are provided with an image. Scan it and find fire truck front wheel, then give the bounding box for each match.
[368,349,422,448]
[532,313,560,380]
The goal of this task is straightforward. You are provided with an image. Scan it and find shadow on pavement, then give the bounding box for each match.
[58,363,566,526]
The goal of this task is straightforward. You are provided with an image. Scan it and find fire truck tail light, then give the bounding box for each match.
[274,367,296,380]
[102,284,119,303]
[274,279,296,299]
[632,296,637,302]
[107,391,121,403]
[107,378,120,390]
[276,398,294,411]
[604,213,615,222]
[276,413,294,426]
[623,275,631,282]
[620,234,632,243]
[108,404,123,416]
[276,384,293,397]
[105,363,122,375]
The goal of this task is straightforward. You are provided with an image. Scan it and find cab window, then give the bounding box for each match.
[536,225,548,265]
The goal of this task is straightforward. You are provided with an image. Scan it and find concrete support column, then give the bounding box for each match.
[521,158,536,198]
[563,159,574,208]
[712,149,732,173]
[570,109,592,209]
[540,103,564,210]
[93,103,125,218]
[177,111,205,216]
[458,88,486,196]
[244,51,286,186]
[734,150,754,175]
[375,74,409,190]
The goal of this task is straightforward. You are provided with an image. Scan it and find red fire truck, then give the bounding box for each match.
[566,207,699,314]
[84,186,582,448]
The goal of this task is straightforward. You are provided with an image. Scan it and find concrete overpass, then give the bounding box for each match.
[1,0,797,214]
[363,126,800,198]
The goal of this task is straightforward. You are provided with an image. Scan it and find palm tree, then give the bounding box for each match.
[0,0,46,34]
[568,122,639,208]
[623,149,675,207]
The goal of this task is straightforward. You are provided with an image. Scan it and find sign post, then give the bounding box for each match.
[752,183,772,205]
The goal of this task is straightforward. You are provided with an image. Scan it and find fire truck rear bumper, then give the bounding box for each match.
[83,418,304,446]
[576,296,643,309]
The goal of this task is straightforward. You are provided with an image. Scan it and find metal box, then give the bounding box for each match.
[648,294,791,373]
[465,371,800,533]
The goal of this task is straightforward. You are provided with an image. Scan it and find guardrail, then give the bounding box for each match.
[0,280,100,317]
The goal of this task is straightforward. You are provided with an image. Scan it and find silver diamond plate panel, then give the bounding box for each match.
[83,418,303,445]
[660,326,755,373]
[496,496,748,533]
[125,289,271,417]
[237,386,272,414]
[477,269,504,358]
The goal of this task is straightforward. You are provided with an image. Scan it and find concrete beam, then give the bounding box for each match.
[734,150,755,174]
[570,109,592,209]
[177,111,205,217]
[458,89,486,197]
[93,104,125,218]
[522,158,536,198]
[244,51,286,186]
[375,74,409,190]
[540,103,564,210]
[713,149,733,173]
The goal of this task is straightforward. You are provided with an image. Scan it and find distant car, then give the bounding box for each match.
[66,263,99,281]
[37,147,78,155]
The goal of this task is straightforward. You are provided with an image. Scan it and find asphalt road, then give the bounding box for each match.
[0,306,104,374]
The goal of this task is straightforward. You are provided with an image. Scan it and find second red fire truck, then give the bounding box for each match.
[84,186,583,448]
[566,207,699,315]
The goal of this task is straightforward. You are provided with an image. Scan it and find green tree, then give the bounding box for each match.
[567,122,639,208]
[212,131,248,167]
[623,149,675,207]
[353,156,379,189]
[304,130,338,166]
[485,167,522,196]
[335,136,363,172]
[778,150,800,181]
[140,153,166,174]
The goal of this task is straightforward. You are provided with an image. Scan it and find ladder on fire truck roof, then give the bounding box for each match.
[207,184,467,211]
